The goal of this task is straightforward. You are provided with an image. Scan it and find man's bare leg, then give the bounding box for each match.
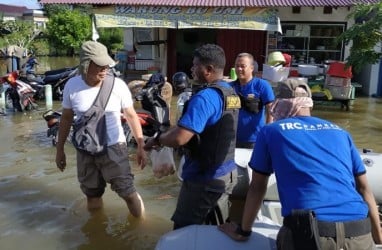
[87,196,103,211]
[123,192,145,218]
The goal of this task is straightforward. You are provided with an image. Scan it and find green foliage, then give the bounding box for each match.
[43,4,72,17]
[46,9,91,55]
[337,2,382,73]
[98,28,124,53]
[0,20,40,49]
[44,4,93,17]
[31,38,50,56]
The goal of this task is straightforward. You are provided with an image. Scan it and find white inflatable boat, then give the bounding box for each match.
[158,148,382,250]
[155,214,280,250]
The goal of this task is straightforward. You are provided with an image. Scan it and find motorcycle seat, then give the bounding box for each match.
[44,70,73,84]
[44,67,76,76]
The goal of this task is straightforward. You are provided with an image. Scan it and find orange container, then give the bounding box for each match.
[327,62,352,78]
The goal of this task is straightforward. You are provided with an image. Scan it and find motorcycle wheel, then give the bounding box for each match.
[47,124,59,146]
[122,123,135,144]
[50,128,72,146]
[25,98,38,111]
[5,88,22,112]
[34,89,45,100]
[53,84,65,100]
[5,89,13,109]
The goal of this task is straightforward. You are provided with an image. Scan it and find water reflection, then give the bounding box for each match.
[78,209,154,250]
[312,97,382,152]
[0,88,381,249]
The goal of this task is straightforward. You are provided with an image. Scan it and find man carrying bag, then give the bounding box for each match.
[55,41,147,218]
[71,70,113,156]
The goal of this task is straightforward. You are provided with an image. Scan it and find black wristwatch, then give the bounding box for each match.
[235,224,252,237]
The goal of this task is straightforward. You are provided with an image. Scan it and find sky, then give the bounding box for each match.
[0,0,42,9]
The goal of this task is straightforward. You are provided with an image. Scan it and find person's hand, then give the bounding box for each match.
[143,137,160,151]
[372,227,382,244]
[218,222,251,242]
[55,150,66,172]
[136,144,147,170]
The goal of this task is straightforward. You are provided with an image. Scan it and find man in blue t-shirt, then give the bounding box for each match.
[231,53,274,149]
[219,78,382,249]
[23,52,39,74]
[144,44,240,229]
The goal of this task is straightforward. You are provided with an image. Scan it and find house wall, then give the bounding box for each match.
[1,8,48,32]
[355,43,381,96]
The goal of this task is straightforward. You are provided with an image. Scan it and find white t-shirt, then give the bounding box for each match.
[62,74,133,145]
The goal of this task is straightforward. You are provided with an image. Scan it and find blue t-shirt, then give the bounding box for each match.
[250,116,368,222]
[231,78,274,143]
[178,81,236,181]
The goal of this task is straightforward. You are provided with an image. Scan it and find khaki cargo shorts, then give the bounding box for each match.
[76,142,136,198]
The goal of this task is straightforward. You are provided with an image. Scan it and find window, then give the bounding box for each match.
[134,28,158,60]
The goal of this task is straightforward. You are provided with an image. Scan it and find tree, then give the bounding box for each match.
[0,20,40,49]
[44,4,93,17]
[338,2,382,73]
[43,4,72,17]
[98,28,124,53]
[46,9,91,55]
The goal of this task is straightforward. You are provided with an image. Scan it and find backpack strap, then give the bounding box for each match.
[93,71,115,110]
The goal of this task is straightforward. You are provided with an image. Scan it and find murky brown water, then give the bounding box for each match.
[0,102,179,250]
[1,57,382,249]
[312,97,382,153]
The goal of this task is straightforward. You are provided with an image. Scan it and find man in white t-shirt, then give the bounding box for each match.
[55,41,147,218]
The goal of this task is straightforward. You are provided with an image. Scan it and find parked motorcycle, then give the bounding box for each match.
[0,71,38,112]
[125,72,171,144]
[21,66,78,100]
[42,109,62,146]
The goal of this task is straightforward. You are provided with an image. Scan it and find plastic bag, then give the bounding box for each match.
[150,146,176,178]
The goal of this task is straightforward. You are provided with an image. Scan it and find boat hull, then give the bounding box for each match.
[155,215,280,250]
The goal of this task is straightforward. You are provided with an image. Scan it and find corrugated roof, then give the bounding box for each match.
[0,4,28,13]
[38,0,380,7]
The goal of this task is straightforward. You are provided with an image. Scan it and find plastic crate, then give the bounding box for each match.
[262,64,290,82]
[325,75,351,87]
[328,85,353,100]
[327,61,352,78]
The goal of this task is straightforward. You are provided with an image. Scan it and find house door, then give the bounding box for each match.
[217,29,267,76]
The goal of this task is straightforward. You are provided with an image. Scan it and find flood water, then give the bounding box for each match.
[0,100,179,250]
[0,57,382,250]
